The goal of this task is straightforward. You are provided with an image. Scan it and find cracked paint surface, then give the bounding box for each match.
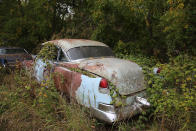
[75,75,112,108]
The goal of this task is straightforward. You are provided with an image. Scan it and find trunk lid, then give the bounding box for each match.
[77,58,146,95]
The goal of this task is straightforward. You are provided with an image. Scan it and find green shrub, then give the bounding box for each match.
[37,42,58,62]
[146,55,196,130]
[117,54,196,130]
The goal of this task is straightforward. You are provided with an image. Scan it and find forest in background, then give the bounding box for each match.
[0,0,195,59]
[0,0,195,130]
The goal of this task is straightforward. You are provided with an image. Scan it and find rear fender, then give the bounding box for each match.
[53,66,112,108]
[76,75,112,108]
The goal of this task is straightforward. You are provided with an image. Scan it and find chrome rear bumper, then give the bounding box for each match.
[90,97,150,123]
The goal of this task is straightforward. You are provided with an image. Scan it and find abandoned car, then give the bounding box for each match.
[0,47,32,67]
[23,39,150,123]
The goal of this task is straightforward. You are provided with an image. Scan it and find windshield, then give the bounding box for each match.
[67,46,114,60]
[0,48,26,54]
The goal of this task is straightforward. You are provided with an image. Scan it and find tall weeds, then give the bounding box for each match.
[0,69,94,130]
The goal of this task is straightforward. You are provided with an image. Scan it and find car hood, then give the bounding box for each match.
[75,57,146,95]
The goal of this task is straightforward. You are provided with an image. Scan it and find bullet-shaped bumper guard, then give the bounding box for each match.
[90,97,150,123]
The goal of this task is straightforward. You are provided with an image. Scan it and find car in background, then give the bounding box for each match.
[23,39,150,123]
[0,47,32,67]
[0,58,7,67]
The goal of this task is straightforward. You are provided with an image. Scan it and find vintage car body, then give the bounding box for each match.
[23,39,150,123]
[0,47,32,67]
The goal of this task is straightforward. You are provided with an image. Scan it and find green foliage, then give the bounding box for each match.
[109,81,126,107]
[0,66,10,83]
[0,69,94,130]
[0,0,195,57]
[116,53,196,130]
[0,0,72,52]
[69,67,96,78]
[37,42,58,62]
[145,55,196,130]
[0,0,196,129]
[159,0,196,56]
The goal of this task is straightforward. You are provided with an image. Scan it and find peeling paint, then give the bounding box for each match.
[78,58,146,95]
[76,75,112,108]
[26,39,150,123]
[34,59,47,82]
[53,67,82,97]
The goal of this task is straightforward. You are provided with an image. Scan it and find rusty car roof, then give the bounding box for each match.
[43,39,108,52]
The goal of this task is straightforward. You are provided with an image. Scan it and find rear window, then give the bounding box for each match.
[0,49,26,54]
[67,46,114,60]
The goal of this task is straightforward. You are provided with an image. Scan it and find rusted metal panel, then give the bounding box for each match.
[23,60,34,68]
[77,57,146,95]
[53,67,82,98]
[43,39,108,52]
[53,65,113,108]
[60,62,79,69]
[30,39,150,123]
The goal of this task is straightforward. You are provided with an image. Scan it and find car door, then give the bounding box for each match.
[52,48,83,99]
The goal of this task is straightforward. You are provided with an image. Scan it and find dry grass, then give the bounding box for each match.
[0,70,94,130]
[0,69,162,131]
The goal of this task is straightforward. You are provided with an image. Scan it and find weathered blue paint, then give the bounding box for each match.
[34,59,46,82]
[75,75,112,108]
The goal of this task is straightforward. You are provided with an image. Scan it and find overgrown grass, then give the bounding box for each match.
[2,54,195,130]
[0,69,95,130]
[0,68,149,130]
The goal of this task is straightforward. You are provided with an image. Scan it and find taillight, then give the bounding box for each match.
[157,68,161,73]
[99,78,108,88]
[153,67,161,74]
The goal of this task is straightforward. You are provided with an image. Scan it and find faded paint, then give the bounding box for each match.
[43,39,108,52]
[77,57,146,95]
[53,67,82,97]
[60,62,79,69]
[28,39,150,123]
[75,75,112,108]
[34,59,47,82]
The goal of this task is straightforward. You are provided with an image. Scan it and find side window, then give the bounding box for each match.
[58,49,68,62]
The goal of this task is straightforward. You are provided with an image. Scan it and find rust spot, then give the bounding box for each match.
[60,63,79,69]
[23,60,33,67]
[22,60,34,73]
[82,62,105,72]
[112,71,117,82]
[53,67,82,98]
